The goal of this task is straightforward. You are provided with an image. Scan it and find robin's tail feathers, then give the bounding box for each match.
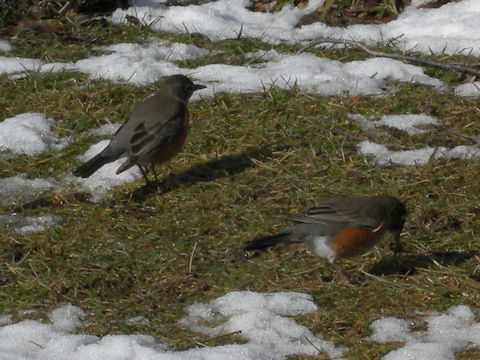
[244,232,291,251]
[73,153,117,178]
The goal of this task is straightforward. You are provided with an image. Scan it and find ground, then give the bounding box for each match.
[0,1,479,359]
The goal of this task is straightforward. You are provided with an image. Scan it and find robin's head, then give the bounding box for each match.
[163,74,206,101]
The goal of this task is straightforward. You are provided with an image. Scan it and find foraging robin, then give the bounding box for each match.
[244,195,407,284]
[73,74,206,183]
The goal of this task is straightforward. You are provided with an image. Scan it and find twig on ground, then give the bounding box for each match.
[188,241,198,274]
[304,336,322,353]
[331,127,364,143]
[298,37,480,77]
[331,127,411,149]
[438,126,480,144]
[180,330,242,350]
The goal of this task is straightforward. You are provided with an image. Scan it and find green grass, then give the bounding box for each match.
[1,7,480,360]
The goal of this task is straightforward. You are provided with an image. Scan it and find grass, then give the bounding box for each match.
[1,5,480,360]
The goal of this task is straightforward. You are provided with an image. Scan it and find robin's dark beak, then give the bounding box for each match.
[192,83,206,92]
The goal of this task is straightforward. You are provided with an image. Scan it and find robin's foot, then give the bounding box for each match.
[330,262,353,286]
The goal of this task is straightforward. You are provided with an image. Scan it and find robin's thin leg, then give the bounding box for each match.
[392,231,403,255]
[391,240,403,255]
[328,260,352,286]
[150,162,160,183]
[137,165,150,184]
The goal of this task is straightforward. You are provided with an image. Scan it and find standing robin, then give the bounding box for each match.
[244,195,407,284]
[73,74,206,183]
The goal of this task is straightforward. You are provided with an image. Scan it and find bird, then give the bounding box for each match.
[244,195,407,284]
[73,74,206,183]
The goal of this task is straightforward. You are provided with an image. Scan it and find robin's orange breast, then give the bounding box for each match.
[150,111,189,164]
[332,222,387,258]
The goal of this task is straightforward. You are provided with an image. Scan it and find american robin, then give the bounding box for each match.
[73,74,206,183]
[244,195,407,284]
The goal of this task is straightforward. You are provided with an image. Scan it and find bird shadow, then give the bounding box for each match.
[368,250,477,276]
[132,145,280,202]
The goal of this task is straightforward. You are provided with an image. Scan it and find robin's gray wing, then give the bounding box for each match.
[106,89,184,156]
[287,197,385,230]
[127,92,186,160]
[114,92,187,174]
